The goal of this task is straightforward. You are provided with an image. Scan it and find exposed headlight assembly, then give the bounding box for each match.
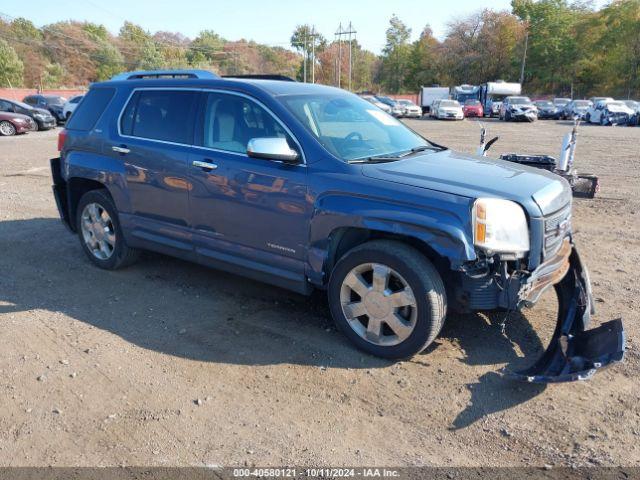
[472,198,530,257]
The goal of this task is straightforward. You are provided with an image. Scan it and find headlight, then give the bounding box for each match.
[472,198,529,256]
[12,117,26,123]
[33,113,45,119]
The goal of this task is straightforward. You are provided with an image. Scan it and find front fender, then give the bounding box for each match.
[307,192,475,284]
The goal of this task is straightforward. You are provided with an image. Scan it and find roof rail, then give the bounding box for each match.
[110,69,219,81]
[222,74,296,82]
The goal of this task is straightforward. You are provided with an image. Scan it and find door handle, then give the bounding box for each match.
[192,160,218,171]
[112,146,130,154]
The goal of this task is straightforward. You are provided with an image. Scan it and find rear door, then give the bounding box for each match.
[111,88,199,252]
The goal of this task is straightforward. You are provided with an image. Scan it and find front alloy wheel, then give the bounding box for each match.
[340,263,417,346]
[328,240,447,359]
[0,121,16,136]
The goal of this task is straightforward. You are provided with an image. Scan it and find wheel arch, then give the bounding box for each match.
[326,227,452,278]
[66,177,112,231]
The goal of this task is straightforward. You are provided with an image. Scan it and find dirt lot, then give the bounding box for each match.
[0,118,638,468]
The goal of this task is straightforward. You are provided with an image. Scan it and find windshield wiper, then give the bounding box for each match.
[348,155,402,164]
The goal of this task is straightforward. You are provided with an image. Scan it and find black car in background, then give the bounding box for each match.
[0,98,56,130]
[534,100,562,119]
[23,94,67,124]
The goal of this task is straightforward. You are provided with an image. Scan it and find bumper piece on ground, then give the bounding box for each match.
[506,248,625,383]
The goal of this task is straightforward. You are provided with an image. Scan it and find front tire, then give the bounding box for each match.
[328,240,447,359]
[0,121,16,136]
[76,189,140,270]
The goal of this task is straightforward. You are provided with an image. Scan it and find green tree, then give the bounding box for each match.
[380,15,412,92]
[0,39,24,87]
[187,30,226,67]
[138,41,165,70]
[41,62,65,88]
[405,26,441,90]
[512,0,582,93]
[599,0,640,97]
[93,42,124,80]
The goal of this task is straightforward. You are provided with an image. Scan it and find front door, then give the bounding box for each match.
[187,91,311,281]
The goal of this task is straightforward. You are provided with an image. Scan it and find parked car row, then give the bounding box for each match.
[0,94,84,136]
[359,91,639,126]
[359,94,424,118]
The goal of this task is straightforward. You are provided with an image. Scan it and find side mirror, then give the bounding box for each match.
[247,137,300,164]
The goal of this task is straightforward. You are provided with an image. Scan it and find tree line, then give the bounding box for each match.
[1,0,638,98]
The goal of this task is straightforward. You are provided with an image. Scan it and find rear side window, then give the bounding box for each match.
[66,88,115,131]
[120,90,198,144]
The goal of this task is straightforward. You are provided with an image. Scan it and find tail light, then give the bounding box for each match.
[57,129,67,152]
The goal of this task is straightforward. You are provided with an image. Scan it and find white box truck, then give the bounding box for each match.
[419,86,450,115]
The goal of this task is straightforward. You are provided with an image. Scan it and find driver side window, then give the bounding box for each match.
[201,92,292,155]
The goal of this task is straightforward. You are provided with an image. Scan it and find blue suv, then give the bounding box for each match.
[51,70,624,382]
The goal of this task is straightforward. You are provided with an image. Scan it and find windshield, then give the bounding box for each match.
[12,100,33,110]
[44,96,66,106]
[439,100,460,107]
[509,97,531,105]
[553,99,570,105]
[464,100,480,106]
[279,94,430,162]
[399,100,415,106]
[535,101,554,107]
[574,100,590,107]
[607,101,625,107]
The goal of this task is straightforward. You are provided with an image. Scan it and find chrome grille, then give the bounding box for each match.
[544,206,572,258]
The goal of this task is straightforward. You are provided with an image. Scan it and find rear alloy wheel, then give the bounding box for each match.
[80,202,116,261]
[0,121,16,136]
[328,240,447,359]
[76,189,140,270]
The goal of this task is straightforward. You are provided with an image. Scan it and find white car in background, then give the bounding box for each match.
[396,99,422,118]
[62,95,84,120]
[586,99,635,125]
[360,95,392,114]
[432,99,464,120]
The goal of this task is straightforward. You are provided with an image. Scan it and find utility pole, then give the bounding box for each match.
[303,31,307,83]
[334,22,357,90]
[337,23,343,88]
[519,19,529,86]
[311,25,316,84]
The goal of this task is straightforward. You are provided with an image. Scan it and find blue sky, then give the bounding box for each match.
[4,0,518,53]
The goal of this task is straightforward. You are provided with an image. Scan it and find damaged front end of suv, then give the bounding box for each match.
[454,194,625,383]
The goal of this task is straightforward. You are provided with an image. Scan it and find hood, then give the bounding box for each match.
[605,104,633,114]
[361,149,571,216]
[510,104,536,110]
[33,107,53,116]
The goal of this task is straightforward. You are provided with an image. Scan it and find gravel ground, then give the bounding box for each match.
[0,118,638,468]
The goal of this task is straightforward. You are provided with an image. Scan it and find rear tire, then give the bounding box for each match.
[76,189,140,270]
[328,240,447,359]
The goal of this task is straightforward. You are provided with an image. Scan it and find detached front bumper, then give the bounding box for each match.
[505,240,625,382]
